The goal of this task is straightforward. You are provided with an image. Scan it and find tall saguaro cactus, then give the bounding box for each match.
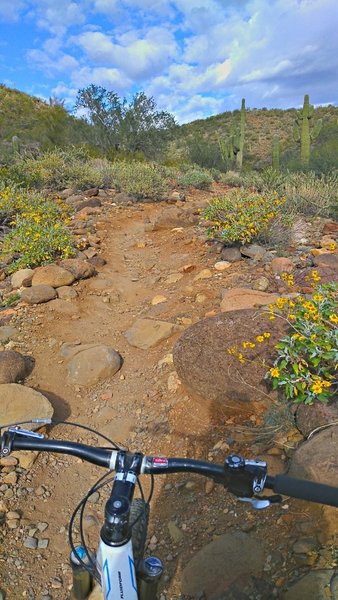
[293,94,322,167]
[236,98,246,170]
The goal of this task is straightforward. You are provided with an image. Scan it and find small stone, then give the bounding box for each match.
[205,480,215,494]
[50,578,62,589]
[271,257,294,274]
[6,519,19,529]
[24,536,38,549]
[2,472,17,485]
[35,485,46,496]
[6,511,20,520]
[151,295,167,305]
[180,264,195,273]
[214,261,231,271]
[193,269,212,281]
[37,522,48,532]
[292,537,319,554]
[38,539,49,549]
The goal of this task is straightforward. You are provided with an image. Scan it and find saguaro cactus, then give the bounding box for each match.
[219,124,240,164]
[11,135,21,154]
[293,94,322,167]
[272,135,280,170]
[236,98,246,170]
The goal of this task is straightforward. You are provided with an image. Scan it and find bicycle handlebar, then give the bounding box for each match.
[2,430,338,508]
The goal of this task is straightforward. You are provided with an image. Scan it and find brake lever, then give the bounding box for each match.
[1,427,44,457]
[239,494,282,510]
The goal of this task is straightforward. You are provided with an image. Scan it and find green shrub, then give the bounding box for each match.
[266,282,338,404]
[0,186,75,272]
[203,189,285,245]
[111,161,165,199]
[244,168,287,194]
[177,168,213,190]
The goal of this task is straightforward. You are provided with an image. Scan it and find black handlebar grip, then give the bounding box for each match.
[273,475,338,508]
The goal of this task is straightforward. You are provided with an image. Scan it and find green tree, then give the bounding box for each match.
[74,85,176,158]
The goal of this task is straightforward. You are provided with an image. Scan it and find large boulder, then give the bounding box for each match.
[181,532,266,599]
[288,425,338,486]
[173,310,287,411]
[31,265,75,288]
[295,401,338,437]
[0,383,53,430]
[0,350,29,384]
[61,343,122,386]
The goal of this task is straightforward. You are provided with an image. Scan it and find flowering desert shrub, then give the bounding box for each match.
[203,189,286,245]
[0,186,75,272]
[111,161,165,199]
[266,281,338,404]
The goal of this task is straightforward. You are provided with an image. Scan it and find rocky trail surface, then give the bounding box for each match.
[0,186,338,600]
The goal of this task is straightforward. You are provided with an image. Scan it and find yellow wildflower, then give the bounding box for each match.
[269,367,280,378]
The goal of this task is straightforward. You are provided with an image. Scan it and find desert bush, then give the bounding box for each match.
[203,189,285,245]
[177,168,213,190]
[283,170,338,218]
[186,137,225,171]
[219,170,245,187]
[0,186,75,272]
[89,158,116,187]
[16,146,103,190]
[111,161,166,199]
[244,168,287,194]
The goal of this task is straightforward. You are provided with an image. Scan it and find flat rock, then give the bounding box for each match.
[21,285,57,304]
[0,383,53,430]
[0,326,19,343]
[32,265,75,288]
[11,269,34,289]
[173,310,286,411]
[0,350,29,383]
[181,531,265,598]
[124,319,179,349]
[63,343,122,386]
[150,207,198,231]
[220,288,280,312]
[282,570,335,600]
[313,253,338,270]
[59,258,96,280]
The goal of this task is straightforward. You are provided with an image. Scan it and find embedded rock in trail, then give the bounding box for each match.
[220,247,242,262]
[56,286,78,300]
[240,243,267,260]
[75,198,102,212]
[220,288,280,312]
[11,268,34,289]
[173,310,286,411]
[61,343,122,386]
[32,264,75,288]
[149,207,199,231]
[288,425,338,486]
[0,383,53,429]
[295,401,338,437]
[124,318,179,349]
[59,258,97,280]
[0,350,28,383]
[181,531,265,599]
[21,284,57,304]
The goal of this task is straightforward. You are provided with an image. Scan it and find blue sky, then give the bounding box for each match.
[0,0,337,123]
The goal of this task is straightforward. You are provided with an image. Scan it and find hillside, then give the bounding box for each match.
[0,85,92,153]
[175,103,338,170]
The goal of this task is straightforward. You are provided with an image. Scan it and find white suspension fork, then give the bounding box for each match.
[98,537,139,600]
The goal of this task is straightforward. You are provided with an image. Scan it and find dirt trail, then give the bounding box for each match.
[0,193,326,599]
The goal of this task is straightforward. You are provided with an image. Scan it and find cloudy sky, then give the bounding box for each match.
[0,0,337,123]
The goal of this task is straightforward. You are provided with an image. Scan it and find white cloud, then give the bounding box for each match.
[73,26,178,80]
[0,0,26,22]
[31,0,86,36]
[27,49,79,74]
[70,66,132,92]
